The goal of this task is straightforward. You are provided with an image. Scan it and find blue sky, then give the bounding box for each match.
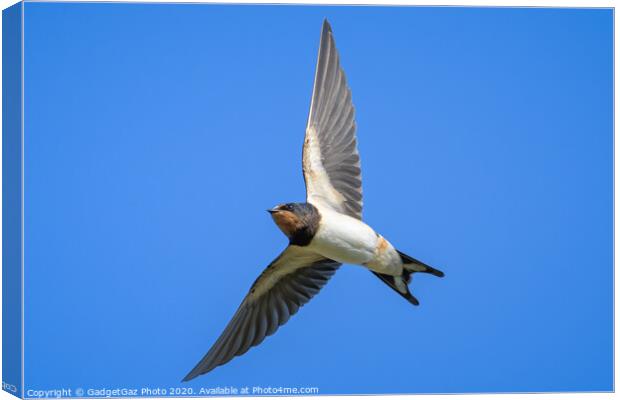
[23,3,612,395]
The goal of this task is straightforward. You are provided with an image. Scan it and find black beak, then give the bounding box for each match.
[267,208,279,214]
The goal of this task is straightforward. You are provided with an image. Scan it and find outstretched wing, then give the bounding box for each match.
[303,19,363,220]
[183,246,340,381]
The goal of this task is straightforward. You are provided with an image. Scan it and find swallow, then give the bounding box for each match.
[183,19,444,382]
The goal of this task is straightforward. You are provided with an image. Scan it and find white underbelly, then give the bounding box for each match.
[309,208,378,265]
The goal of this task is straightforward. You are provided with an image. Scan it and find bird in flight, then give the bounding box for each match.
[183,19,444,382]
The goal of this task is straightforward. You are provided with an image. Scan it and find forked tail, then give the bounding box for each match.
[371,250,444,306]
[398,250,444,278]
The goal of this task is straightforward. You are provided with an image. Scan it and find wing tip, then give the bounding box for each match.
[322,18,332,33]
[181,371,197,382]
[182,362,215,382]
[182,358,217,382]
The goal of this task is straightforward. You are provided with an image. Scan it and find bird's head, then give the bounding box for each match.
[267,203,305,238]
[267,202,319,240]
